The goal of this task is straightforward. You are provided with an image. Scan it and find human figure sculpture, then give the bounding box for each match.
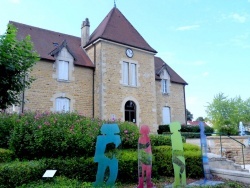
[199,121,212,181]
[138,125,154,188]
[93,124,121,187]
[170,122,186,188]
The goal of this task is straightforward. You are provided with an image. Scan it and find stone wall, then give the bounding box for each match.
[207,136,249,157]
[155,81,186,124]
[87,41,158,133]
[24,59,93,116]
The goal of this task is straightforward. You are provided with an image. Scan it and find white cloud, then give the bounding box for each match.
[230,33,250,48]
[9,0,20,4]
[176,25,200,31]
[229,13,247,23]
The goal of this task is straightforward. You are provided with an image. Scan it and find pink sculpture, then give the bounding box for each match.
[138,125,154,188]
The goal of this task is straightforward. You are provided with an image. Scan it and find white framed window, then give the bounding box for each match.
[162,106,171,125]
[162,79,168,94]
[122,61,137,86]
[56,97,70,112]
[58,60,69,81]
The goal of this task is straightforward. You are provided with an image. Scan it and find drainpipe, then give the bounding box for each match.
[183,85,187,125]
[92,44,96,118]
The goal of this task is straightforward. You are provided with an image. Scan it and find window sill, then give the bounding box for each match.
[122,84,138,88]
[162,92,170,96]
[57,79,71,83]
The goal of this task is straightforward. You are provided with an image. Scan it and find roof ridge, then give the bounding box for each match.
[100,7,116,38]
[9,21,80,39]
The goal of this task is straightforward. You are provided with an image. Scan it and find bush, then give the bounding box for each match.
[158,124,214,138]
[153,144,203,179]
[0,113,19,148]
[0,160,45,188]
[6,112,139,160]
[0,148,15,163]
[150,134,172,146]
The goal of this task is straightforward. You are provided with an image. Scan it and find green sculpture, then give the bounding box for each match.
[170,122,186,188]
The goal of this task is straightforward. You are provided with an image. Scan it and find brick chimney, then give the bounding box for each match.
[81,18,90,47]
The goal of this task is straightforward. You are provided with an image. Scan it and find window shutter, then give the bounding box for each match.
[58,61,69,80]
[123,62,129,85]
[167,79,170,94]
[56,97,70,112]
[162,107,170,124]
[130,63,136,86]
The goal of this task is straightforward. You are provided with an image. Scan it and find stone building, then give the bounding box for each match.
[11,7,187,132]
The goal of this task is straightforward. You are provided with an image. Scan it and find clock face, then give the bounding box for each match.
[126,48,133,58]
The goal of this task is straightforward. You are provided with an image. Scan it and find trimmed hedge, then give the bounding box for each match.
[0,144,203,187]
[150,134,186,147]
[0,148,15,163]
[0,160,45,188]
[158,124,214,138]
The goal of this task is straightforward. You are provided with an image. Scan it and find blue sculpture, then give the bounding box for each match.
[199,121,212,181]
[93,124,121,187]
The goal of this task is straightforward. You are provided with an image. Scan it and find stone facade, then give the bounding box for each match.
[87,41,158,132]
[155,81,186,125]
[24,47,93,117]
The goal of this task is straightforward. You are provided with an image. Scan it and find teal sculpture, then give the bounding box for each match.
[199,121,212,181]
[93,124,121,187]
[170,122,186,188]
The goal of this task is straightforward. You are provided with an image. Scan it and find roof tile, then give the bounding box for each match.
[87,8,157,53]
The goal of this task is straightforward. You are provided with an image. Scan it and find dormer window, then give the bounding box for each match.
[58,60,69,81]
[161,69,170,95]
[162,79,168,94]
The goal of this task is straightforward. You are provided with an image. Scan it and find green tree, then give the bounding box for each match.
[0,23,39,110]
[186,109,193,121]
[196,117,205,121]
[206,93,250,135]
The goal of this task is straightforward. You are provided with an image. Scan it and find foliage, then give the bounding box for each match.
[0,160,45,188]
[206,93,250,135]
[158,124,214,138]
[150,134,172,146]
[0,112,19,148]
[186,109,193,121]
[0,148,15,163]
[0,145,203,187]
[0,24,39,110]
[1,112,138,160]
[196,116,205,121]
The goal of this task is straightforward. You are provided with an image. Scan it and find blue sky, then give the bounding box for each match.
[1,0,250,119]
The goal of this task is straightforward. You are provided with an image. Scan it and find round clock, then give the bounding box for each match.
[126,48,133,58]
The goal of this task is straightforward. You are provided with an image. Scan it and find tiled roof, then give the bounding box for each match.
[87,7,157,53]
[10,21,94,68]
[154,57,188,85]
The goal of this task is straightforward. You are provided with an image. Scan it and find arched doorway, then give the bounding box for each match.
[125,100,136,123]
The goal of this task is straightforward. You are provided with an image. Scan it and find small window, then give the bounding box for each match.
[122,62,137,86]
[162,79,168,94]
[58,60,69,81]
[56,97,70,112]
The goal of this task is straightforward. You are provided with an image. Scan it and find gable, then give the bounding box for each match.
[86,8,157,53]
[154,57,187,85]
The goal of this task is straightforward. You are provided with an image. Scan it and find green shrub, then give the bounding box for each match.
[117,121,139,149]
[158,124,214,138]
[0,148,15,163]
[150,134,172,146]
[153,144,203,179]
[0,113,19,148]
[6,112,139,160]
[0,160,45,188]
